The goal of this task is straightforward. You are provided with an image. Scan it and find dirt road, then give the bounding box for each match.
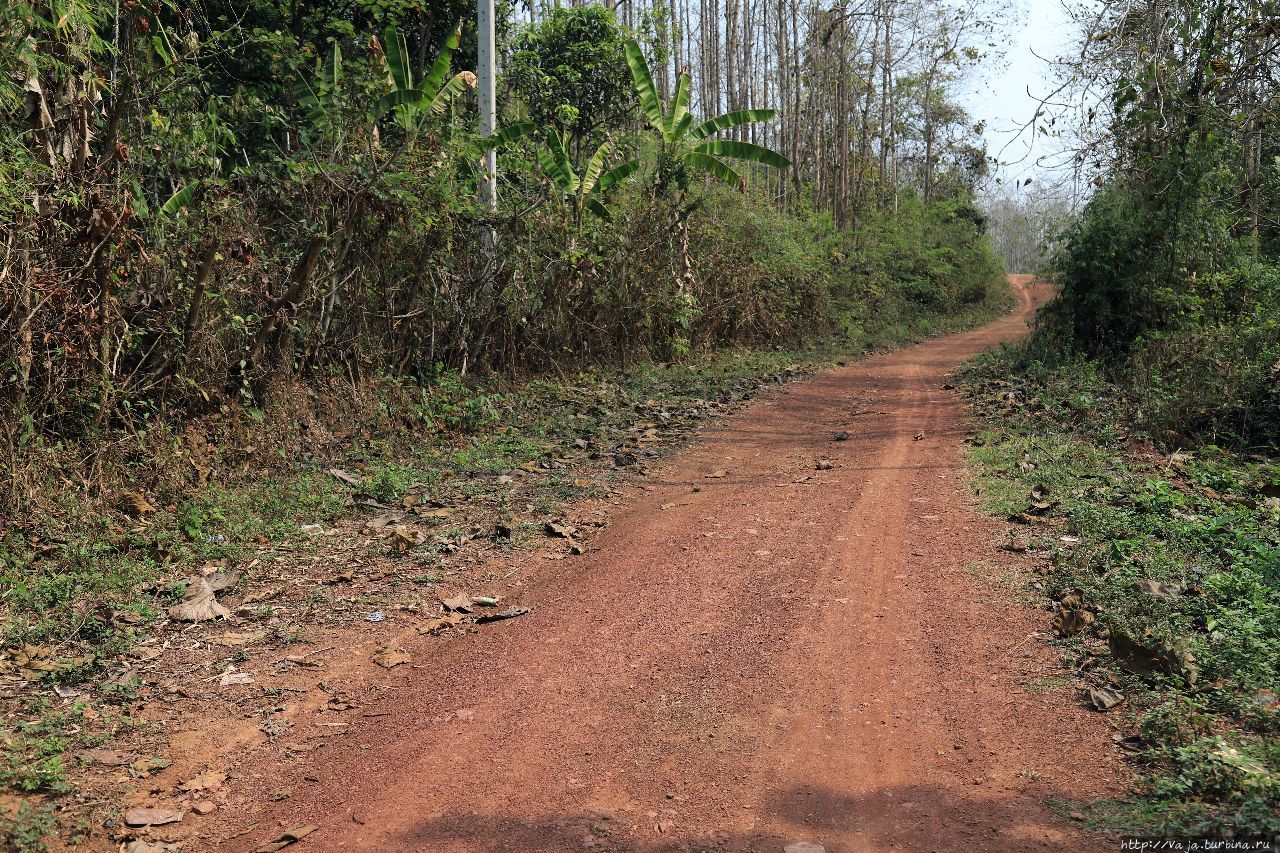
[224,277,1120,852]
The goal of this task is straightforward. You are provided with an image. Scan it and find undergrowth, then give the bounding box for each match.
[963,345,1280,837]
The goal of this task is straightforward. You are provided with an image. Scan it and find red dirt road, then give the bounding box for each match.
[225,277,1121,852]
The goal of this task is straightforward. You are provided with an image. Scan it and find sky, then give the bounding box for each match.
[959,0,1078,191]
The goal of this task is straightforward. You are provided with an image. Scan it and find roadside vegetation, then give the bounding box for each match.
[967,0,1280,836]
[965,355,1279,836]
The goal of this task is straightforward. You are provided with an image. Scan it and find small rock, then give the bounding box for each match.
[833,431,849,441]
[191,801,216,816]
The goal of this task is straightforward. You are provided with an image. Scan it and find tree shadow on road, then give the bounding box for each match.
[376,781,1102,853]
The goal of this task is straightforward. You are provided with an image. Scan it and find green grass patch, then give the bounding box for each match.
[963,345,1280,837]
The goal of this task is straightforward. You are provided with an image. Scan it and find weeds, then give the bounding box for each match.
[963,345,1280,836]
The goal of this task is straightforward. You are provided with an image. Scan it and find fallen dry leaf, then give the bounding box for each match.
[1089,687,1125,711]
[420,612,464,634]
[440,594,472,613]
[123,806,182,827]
[219,669,254,687]
[545,521,577,538]
[130,756,171,775]
[327,468,362,486]
[1110,630,1199,684]
[387,525,425,553]
[78,748,137,767]
[372,647,411,668]
[476,606,533,624]
[180,770,227,792]
[204,566,242,592]
[119,491,156,518]
[253,825,319,852]
[206,630,265,647]
[364,512,403,531]
[1136,578,1183,599]
[10,644,88,681]
[168,577,231,622]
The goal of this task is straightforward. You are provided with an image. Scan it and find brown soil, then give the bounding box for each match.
[185,276,1121,852]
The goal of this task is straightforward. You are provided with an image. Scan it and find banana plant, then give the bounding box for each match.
[295,42,344,124]
[537,131,639,225]
[624,40,789,191]
[371,24,475,134]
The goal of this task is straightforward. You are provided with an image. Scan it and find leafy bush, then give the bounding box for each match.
[964,348,1280,836]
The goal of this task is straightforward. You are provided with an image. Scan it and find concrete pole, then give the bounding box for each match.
[477,0,498,214]
[469,0,498,375]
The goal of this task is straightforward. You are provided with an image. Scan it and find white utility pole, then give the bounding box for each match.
[477,0,498,261]
[464,0,498,375]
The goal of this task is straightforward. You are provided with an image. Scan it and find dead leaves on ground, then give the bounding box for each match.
[253,825,318,852]
[440,594,473,613]
[168,577,231,622]
[2,644,92,681]
[372,647,411,669]
[1088,686,1125,711]
[1109,629,1199,685]
[119,491,157,518]
[386,526,425,553]
[179,770,227,793]
[206,630,266,647]
[123,806,182,827]
[1052,592,1094,637]
[79,748,137,767]
[419,612,464,634]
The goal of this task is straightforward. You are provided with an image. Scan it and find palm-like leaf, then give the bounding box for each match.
[596,159,640,193]
[690,109,777,140]
[296,42,342,117]
[667,73,691,139]
[538,131,579,194]
[372,23,464,125]
[683,152,742,186]
[478,121,535,151]
[160,181,199,216]
[585,197,613,221]
[692,139,791,169]
[624,40,667,134]
[426,72,475,115]
[383,27,413,91]
[371,87,421,117]
[580,140,614,196]
[421,24,463,96]
[537,147,575,194]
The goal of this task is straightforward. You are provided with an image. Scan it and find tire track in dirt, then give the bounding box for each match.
[214,277,1122,853]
